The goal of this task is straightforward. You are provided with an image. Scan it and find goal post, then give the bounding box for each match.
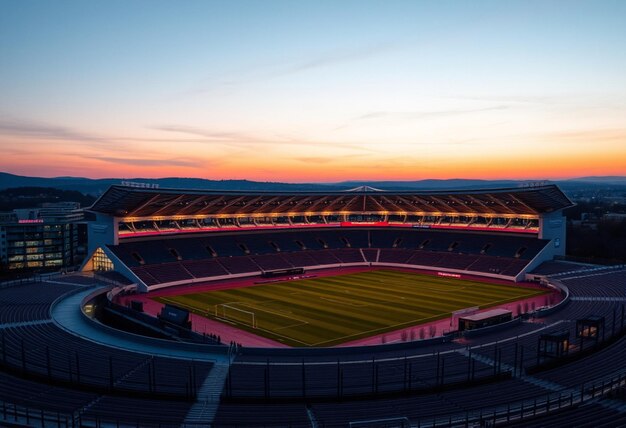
[214,303,257,328]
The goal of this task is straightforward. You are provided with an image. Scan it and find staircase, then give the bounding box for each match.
[183,362,230,426]
[456,348,565,392]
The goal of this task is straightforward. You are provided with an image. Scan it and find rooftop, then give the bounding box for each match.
[89,184,574,219]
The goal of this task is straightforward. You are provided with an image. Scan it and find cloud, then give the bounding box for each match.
[447,95,565,105]
[368,105,509,120]
[174,43,395,98]
[83,155,206,168]
[0,116,110,145]
[150,125,259,144]
[333,105,510,131]
[354,112,388,120]
[546,128,626,143]
[290,152,371,164]
[292,157,335,164]
[267,43,394,79]
[151,123,383,153]
[446,94,626,110]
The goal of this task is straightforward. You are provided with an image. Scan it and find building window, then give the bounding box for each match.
[26,261,43,268]
[45,252,62,259]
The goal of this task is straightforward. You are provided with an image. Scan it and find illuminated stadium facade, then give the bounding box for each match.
[83,184,573,291]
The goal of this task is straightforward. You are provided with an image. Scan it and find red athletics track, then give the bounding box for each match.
[116,267,562,348]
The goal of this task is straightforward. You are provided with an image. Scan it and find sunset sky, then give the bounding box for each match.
[1,0,625,182]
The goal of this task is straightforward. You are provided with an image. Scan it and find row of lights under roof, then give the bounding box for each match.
[152,196,517,209]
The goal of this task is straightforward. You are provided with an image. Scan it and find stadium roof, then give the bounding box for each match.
[89,185,574,219]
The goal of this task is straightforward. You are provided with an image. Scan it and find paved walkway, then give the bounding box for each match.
[51,287,228,362]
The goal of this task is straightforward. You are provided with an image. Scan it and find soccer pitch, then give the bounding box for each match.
[154,270,546,347]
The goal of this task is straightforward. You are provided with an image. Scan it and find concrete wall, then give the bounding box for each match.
[87,214,118,256]
[538,211,567,258]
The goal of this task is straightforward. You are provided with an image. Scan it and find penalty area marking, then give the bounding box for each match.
[212,301,313,345]
[220,301,310,326]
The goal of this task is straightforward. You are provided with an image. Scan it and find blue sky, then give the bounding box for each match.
[1,0,625,180]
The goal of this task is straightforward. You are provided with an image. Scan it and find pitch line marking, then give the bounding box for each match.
[157,297,314,345]
[320,296,369,307]
[157,297,212,316]
[225,301,310,326]
[310,311,450,347]
[245,324,312,346]
[273,321,310,331]
[211,300,314,346]
[420,286,466,293]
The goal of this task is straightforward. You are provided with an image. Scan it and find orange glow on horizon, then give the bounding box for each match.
[3,151,624,183]
[1,125,624,183]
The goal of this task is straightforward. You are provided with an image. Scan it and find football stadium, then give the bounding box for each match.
[2,184,626,427]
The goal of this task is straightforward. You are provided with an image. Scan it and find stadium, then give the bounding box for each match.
[2,183,626,427]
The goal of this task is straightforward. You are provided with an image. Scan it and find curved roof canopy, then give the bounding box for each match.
[89,185,574,219]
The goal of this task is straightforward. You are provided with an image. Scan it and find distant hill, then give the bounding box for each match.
[0,172,337,195]
[1,172,625,196]
[0,187,96,211]
[335,179,524,191]
[567,176,626,185]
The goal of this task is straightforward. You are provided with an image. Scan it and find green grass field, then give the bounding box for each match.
[154,270,546,347]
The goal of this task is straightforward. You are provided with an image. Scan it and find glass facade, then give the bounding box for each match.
[1,222,79,271]
[92,247,114,271]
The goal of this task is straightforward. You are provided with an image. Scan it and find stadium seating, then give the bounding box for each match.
[361,248,378,262]
[109,228,550,286]
[214,402,310,427]
[216,256,261,274]
[506,404,626,428]
[0,281,79,324]
[530,260,595,276]
[280,251,320,268]
[3,268,626,427]
[250,254,294,271]
[181,259,229,278]
[307,249,342,265]
[0,320,213,398]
